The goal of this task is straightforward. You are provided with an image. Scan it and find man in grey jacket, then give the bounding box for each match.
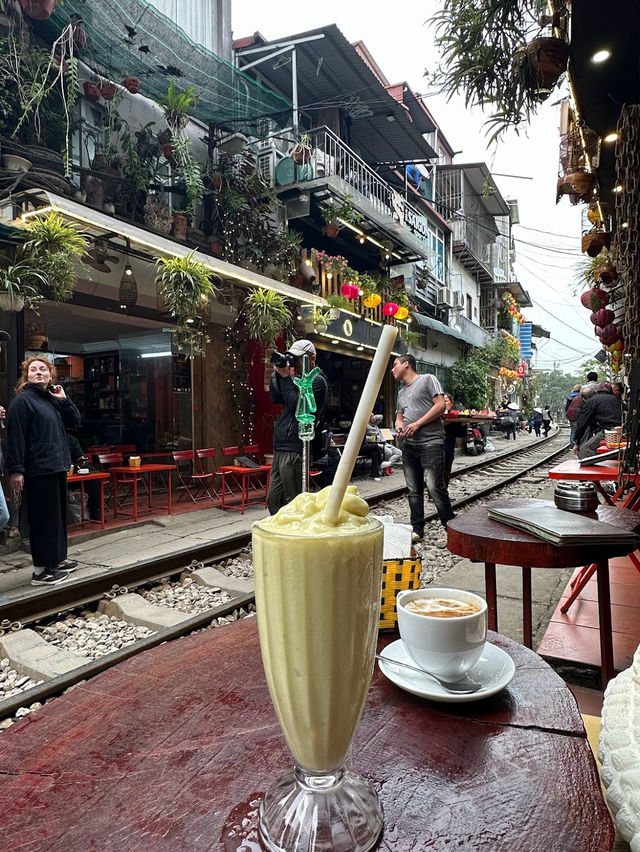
[393,354,454,542]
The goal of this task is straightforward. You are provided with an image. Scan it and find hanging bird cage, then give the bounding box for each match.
[559,121,600,175]
[581,201,612,257]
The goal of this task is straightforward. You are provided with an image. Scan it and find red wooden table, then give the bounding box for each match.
[447,498,640,687]
[0,617,613,851]
[108,463,175,521]
[67,471,110,529]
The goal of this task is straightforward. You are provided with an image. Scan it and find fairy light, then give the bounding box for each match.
[224,328,254,443]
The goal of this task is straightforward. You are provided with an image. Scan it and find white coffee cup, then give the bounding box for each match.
[397,587,488,681]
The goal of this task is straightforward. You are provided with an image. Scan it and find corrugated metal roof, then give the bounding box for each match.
[236,25,436,166]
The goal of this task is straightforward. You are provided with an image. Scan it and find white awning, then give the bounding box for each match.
[12,189,326,306]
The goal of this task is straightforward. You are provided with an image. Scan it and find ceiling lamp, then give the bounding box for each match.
[591,49,611,63]
[119,242,138,310]
[603,132,619,143]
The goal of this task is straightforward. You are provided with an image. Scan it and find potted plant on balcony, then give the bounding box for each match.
[320,196,362,237]
[290,133,312,165]
[242,287,293,346]
[325,293,349,319]
[312,307,332,334]
[160,80,204,236]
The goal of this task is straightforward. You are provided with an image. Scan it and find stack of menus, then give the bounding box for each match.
[487,500,640,547]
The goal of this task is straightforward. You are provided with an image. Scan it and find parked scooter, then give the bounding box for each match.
[464,423,486,455]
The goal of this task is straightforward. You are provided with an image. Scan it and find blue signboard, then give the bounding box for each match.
[519,322,532,359]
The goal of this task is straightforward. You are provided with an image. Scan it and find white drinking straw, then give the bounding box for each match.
[323,324,398,524]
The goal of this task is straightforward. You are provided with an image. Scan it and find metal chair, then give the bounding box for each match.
[217,445,271,513]
[97,452,146,514]
[195,448,224,499]
[171,450,216,503]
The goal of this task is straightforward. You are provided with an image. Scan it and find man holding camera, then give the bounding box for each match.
[267,339,328,514]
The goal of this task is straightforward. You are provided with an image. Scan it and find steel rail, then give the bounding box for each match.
[0,433,569,722]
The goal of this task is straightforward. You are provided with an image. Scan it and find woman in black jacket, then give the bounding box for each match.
[7,356,81,586]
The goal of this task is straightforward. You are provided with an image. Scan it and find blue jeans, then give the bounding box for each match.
[0,487,8,532]
[402,441,454,533]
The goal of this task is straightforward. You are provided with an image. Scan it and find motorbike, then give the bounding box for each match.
[464,423,486,455]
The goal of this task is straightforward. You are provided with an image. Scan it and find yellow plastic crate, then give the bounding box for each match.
[379,550,422,629]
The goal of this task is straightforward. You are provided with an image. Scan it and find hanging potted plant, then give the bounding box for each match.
[20,213,89,301]
[291,133,312,165]
[155,252,219,325]
[242,288,293,346]
[320,196,363,237]
[582,228,611,257]
[161,81,203,234]
[122,76,141,94]
[0,261,45,312]
[312,307,332,334]
[18,0,59,21]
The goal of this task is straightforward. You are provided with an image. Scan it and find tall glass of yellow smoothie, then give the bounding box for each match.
[252,485,384,852]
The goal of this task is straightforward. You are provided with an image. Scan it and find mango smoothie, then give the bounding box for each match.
[252,485,383,773]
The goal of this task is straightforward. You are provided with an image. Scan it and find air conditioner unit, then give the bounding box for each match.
[452,291,464,308]
[437,287,453,307]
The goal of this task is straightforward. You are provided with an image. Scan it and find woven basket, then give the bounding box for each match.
[379,550,422,630]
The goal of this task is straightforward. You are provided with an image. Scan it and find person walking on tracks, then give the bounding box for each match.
[7,357,81,586]
[541,405,553,437]
[392,354,454,542]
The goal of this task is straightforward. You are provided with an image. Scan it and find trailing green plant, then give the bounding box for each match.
[400,328,420,348]
[357,273,379,296]
[0,260,46,310]
[270,229,303,274]
[428,0,562,142]
[576,247,617,287]
[242,288,293,345]
[320,195,362,228]
[312,307,332,326]
[160,80,203,222]
[325,294,350,310]
[155,252,219,324]
[0,27,79,173]
[20,212,88,301]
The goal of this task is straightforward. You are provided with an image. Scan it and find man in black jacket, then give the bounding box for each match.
[573,385,622,459]
[267,339,328,514]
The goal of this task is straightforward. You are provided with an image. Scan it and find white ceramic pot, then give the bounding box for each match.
[2,154,31,173]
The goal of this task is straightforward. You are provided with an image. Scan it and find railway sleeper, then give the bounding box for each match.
[0,629,91,681]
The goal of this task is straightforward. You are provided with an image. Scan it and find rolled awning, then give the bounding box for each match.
[412,312,466,343]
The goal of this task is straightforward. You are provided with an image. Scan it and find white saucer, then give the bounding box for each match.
[378,639,516,703]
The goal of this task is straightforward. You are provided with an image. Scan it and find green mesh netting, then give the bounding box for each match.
[44,0,291,130]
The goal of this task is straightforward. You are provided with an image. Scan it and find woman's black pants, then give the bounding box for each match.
[25,472,68,569]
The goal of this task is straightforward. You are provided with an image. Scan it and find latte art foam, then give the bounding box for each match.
[403,597,481,618]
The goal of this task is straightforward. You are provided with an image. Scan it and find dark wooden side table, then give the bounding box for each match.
[447,497,640,686]
[0,617,613,851]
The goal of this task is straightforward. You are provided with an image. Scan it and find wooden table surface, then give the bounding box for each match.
[0,617,613,851]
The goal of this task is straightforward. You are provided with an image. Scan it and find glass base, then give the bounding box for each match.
[258,764,383,852]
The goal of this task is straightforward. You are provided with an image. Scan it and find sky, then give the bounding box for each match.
[232,0,598,375]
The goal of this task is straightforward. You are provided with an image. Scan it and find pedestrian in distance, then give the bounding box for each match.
[565,385,581,448]
[541,405,553,437]
[7,357,81,586]
[266,340,328,514]
[392,354,454,542]
[573,384,622,460]
[532,408,543,437]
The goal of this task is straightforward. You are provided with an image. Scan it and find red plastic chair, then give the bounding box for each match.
[171,450,215,503]
[86,446,111,465]
[217,445,271,513]
[97,452,146,515]
[195,449,224,498]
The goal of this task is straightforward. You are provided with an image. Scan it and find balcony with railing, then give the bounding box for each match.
[255,126,435,262]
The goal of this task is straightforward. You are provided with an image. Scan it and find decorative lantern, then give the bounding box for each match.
[395,306,409,320]
[340,283,359,300]
[382,302,399,317]
[362,293,381,309]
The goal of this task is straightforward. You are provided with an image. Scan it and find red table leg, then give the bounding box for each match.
[522,565,532,648]
[484,562,498,632]
[595,559,614,687]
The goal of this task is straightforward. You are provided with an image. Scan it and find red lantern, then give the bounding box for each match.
[383,302,399,317]
[340,283,359,299]
[593,308,615,327]
[601,323,621,346]
[580,288,609,311]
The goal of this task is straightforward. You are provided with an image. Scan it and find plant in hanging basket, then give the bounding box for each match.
[320,196,362,232]
[83,81,101,102]
[582,230,611,257]
[291,134,312,165]
[521,36,569,99]
[18,0,58,21]
[155,252,219,325]
[100,81,117,101]
[242,287,293,346]
[565,170,597,201]
[122,77,141,94]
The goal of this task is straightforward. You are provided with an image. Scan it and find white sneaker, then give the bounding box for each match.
[380,460,392,469]
[411,532,423,543]
[372,477,381,482]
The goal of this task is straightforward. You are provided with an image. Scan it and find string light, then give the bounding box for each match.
[224,328,254,443]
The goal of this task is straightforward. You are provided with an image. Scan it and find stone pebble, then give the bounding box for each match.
[140,576,233,614]
[0,659,42,701]
[37,613,153,660]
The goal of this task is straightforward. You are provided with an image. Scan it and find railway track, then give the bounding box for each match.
[0,429,570,725]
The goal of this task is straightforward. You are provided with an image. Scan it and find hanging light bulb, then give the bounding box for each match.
[119,241,138,310]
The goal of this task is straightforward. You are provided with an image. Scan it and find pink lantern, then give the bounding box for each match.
[601,323,621,346]
[382,302,399,317]
[593,308,615,327]
[340,283,359,299]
